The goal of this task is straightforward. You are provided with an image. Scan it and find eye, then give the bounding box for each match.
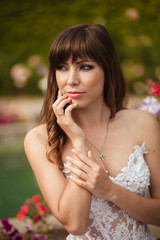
[56,65,67,71]
[80,64,94,70]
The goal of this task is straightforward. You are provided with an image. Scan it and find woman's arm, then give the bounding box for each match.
[24,128,91,235]
[66,111,160,226]
[25,90,94,235]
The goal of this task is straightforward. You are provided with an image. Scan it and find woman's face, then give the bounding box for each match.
[55,56,105,109]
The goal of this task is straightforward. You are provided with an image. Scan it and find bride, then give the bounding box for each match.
[24,24,160,239]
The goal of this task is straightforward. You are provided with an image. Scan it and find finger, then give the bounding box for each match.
[57,97,72,110]
[87,150,96,163]
[71,149,98,169]
[66,165,87,181]
[66,156,90,173]
[70,176,92,192]
[52,94,67,108]
[87,150,92,158]
[58,89,63,98]
[65,103,78,117]
[87,150,102,166]
[52,97,71,116]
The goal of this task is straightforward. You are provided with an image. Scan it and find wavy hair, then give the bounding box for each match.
[40,24,127,169]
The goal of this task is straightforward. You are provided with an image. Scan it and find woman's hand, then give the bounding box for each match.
[66,149,114,199]
[52,90,85,145]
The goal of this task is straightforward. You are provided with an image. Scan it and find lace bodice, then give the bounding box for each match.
[63,142,155,240]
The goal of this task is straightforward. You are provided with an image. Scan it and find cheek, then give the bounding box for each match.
[86,73,104,91]
[56,73,65,89]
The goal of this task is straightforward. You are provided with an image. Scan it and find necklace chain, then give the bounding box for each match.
[85,118,110,162]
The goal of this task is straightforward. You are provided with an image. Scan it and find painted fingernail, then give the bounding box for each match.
[66,156,71,160]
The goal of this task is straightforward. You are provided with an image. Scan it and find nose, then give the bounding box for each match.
[67,68,80,86]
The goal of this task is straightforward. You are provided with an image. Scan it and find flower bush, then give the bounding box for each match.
[0,218,47,240]
[139,76,160,123]
[1,195,50,239]
[17,195,50,223]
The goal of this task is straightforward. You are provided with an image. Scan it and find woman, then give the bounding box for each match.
[24,24,160,239]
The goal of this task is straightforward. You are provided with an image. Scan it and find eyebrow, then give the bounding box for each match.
[75,59,90,64]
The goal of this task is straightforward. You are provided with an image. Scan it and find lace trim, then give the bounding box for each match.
[109,142,150,196]
[108,142,148,179]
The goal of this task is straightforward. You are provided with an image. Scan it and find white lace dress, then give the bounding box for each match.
[63,142,156,240]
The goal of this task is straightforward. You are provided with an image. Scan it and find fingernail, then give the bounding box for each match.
[66,156,71,160]
[71,149,77,153]
[70,175,76,181]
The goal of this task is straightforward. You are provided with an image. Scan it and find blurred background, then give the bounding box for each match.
[0,0,160,220]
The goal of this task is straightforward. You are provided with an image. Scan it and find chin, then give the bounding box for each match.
[71,98,92,109]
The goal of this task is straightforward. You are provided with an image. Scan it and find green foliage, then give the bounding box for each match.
[0,0,160,95]
[0,144,40,218]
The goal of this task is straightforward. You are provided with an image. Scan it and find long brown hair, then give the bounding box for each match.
[40,24,127,169]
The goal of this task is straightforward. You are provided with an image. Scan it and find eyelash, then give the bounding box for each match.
[57,65,67,71]
[56,64,94,71]
[80,65,94,70]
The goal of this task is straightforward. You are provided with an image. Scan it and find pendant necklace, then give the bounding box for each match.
[85,117,110,163]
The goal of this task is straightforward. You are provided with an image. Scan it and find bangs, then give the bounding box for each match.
[50,26,103,67]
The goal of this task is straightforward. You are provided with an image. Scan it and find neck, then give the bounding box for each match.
[72,101,110,130]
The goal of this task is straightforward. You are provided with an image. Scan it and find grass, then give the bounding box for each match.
[0,142,41,218]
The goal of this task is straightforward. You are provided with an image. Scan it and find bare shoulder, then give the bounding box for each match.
[24,124,48,164]
[120,108,159,130]
[122,109,160,144]
[131,109,159,131]
[24,124,47,148]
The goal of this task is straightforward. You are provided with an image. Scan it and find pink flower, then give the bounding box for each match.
[13,234,25,240]
[151,82,160,97]
[17,204,29,220]
[35,203,50,213]
[1,218,12,232]
[16,195,50,223]
[147,78,154,86]
[31,195,42,203]
[25,226,47,239]
[33,213,43,222]
[1,218,20,238]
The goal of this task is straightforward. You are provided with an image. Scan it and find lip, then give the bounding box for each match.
[67,91,85,98]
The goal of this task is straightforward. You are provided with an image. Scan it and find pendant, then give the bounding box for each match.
[99,153,105,162]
